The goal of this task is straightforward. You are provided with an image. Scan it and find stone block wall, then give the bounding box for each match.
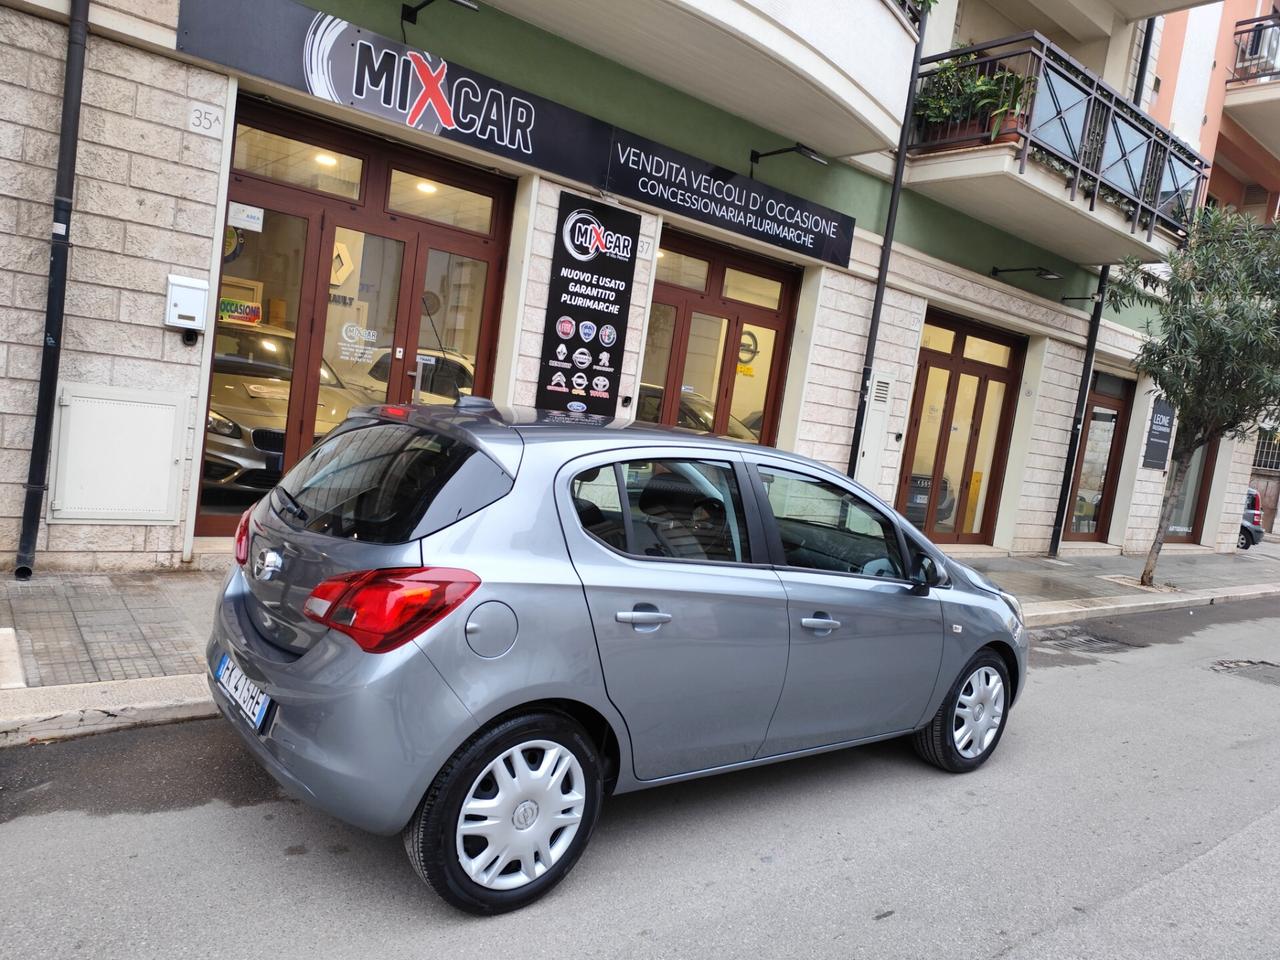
[0,7,231,569]
[1215,432,1258,552]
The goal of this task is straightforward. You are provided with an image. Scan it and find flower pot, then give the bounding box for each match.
[916,115,1022,154]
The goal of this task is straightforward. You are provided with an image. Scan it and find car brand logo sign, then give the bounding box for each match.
[592,376,609,392]
[252,548,283,582]
[578,320,597,342]
[572,348,592,368]
[598,324,617,347]
[561,208,634,263]
[556,316,576,339]
[571,372,588,390]
[566,401,587,413]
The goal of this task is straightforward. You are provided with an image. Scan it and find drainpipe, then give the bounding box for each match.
[1048,19,1153,556]
[846,4,929,480]
[14,0,90,581]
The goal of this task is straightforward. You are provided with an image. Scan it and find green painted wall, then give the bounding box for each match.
[314,0,1148,331]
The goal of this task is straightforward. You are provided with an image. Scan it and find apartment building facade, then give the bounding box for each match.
[0,0,1265,572]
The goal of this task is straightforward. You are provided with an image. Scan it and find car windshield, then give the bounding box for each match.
[213,326,342,386]
[677,390,757,442]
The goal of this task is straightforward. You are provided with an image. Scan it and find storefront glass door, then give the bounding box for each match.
[897,317,1022,544]
[1165,440,1217,544]
[1066,373,1132,541]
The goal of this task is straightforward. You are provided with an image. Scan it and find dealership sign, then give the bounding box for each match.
[177,0,854,266]
[535,195,640,417]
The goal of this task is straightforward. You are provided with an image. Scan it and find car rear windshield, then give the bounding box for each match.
[274,422,512,543]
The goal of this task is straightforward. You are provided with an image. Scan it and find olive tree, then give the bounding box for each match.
[1108,206,1280,585]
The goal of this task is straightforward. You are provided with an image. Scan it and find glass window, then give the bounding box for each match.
[759,466,906,579]
[233,125,362,199]
[921,323,955,353]
[388,170,493,233]
[1093,372,1128,398]
[277,423,512,543]
[571,465,627,550]
[722,267,782,310]
[638,302,677,425]
[416,250,488,402]
[962,335,1012,367]
[601,459,751,563]
[655,249,709,291]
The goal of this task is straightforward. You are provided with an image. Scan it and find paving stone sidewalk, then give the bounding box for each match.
[2,541,1277,690]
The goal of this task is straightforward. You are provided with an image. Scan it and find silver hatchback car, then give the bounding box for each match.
[208,401,1028,914]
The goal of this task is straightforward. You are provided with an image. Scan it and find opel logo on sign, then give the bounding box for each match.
[253,548,283,582]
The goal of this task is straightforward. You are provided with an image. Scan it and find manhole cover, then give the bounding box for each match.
[1211,660,1280,686]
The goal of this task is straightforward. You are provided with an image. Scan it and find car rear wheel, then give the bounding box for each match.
[403,712,603,915]
[913,649,1010,773]
[1239,529,1251,550]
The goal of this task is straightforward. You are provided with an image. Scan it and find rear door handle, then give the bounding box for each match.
[616,610,673,625]
[801,616,841,632]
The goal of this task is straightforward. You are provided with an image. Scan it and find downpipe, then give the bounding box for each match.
[14,0,90,580]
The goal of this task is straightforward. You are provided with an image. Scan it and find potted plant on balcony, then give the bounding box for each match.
[915,53,1035,152]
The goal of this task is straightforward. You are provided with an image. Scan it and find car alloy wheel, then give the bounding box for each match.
[952,665,1005,759]
[1239,531,1250,550]
[455,739,587,890]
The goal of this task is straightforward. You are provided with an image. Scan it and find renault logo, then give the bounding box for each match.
[253,548,283,581]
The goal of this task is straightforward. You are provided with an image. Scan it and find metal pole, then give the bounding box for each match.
[1048,265,1109,556]
[846,5,929,479]
[1132,17,1156,107]
[14,0,90,580]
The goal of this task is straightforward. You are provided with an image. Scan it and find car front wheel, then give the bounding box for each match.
[913,649,1010,773]
[404,712,603,915]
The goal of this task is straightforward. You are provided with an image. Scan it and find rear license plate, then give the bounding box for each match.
[912,493,929,505]
[216,653,271,730]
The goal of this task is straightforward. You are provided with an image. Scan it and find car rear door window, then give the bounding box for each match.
[277,422,512,543]
[571,459,750,563]
[758,466,906,579]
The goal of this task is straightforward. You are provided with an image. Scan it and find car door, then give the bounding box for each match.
[748,458,946,756]
[557,448,789,781]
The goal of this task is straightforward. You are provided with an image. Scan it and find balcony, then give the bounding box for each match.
[1224,15,1280,161]
[904,34,1208,265]
[479,0,919,156]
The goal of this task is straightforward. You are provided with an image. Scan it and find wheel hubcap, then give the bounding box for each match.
[456,739,586,891]
[953,666,1005,759]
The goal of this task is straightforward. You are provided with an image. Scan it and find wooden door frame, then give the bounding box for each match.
[895,311,1025,544]
[646,230,799,445]
[1063,378,1133,542]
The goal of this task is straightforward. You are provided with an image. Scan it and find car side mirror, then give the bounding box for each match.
[910,553,943,596]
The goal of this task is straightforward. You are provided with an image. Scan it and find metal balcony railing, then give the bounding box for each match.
[907,33,1208,243]
[1231,14,1280,84]
[893,0,924,30]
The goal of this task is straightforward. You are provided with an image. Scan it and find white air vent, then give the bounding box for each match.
[49,382,188,522]
[871,376,892,406]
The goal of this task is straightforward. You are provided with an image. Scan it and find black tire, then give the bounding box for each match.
[913,649,1010,773]
[403,712,603,915]
[1239,530,1251,550]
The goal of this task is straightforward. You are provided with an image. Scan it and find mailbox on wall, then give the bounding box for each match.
[165,275,209,334]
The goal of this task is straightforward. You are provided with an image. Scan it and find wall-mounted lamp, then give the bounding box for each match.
[990,266,1064,281]
[401,0,478,28]
[1061,293,1102,304]
[749,142,828,178]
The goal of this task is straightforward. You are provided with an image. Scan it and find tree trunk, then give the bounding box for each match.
[1141,450,1191,587]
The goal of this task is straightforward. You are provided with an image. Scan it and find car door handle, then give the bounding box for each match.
[616,610,673,625]
[801,616,842,631]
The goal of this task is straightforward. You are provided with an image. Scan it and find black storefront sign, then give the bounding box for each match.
[535,195,641,416]
[1142,397,1175,470]
[177,0,854,266]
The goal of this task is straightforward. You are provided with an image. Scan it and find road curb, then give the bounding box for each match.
[0,674,215,748]
[1025,583,1280,628]
[1,583,1276,746]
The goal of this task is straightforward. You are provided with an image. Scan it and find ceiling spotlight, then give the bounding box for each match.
[990,266,1063,281]
[749,142,829,178]
[416,180,438,194]
[314,154,338,167]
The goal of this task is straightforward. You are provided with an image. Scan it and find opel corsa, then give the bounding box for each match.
[208,402,1028,914]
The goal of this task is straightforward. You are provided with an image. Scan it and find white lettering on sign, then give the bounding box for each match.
[227,202,264,233]
[187,103,225,138]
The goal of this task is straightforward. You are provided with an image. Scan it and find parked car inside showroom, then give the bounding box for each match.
[208,401,1027,914]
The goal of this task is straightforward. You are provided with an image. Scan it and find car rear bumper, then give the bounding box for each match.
[1244,523,1265,546]
[206,567,478,835]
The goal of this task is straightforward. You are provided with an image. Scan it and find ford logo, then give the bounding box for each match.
[566,401,587,413]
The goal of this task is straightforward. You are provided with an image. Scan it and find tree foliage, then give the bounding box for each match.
[1107,206,1280,583]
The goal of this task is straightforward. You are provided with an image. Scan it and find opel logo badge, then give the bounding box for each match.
[253,548,283,581]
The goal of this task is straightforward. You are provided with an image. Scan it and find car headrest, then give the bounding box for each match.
[638,472,701,519]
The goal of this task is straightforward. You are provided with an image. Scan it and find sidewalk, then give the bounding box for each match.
[2,542,1278,744]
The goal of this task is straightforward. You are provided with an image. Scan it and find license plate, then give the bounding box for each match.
[912,493,929,505]
[216,653,271,730]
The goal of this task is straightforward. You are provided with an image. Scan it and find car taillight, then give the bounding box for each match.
[302,567,480,654]
[1254,509,1263,524]
[234,508,252,566]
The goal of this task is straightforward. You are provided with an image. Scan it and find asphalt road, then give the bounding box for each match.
[2,598,1279,960]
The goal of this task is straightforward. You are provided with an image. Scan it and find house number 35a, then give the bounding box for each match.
[187,104,224,138]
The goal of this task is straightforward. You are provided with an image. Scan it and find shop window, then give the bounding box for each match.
[921,323,955,353]
[233,125,362,199]
[962,335,1012,367]
[655,249,709,291]
[1093,372,1128,398]
[388,170,493,233]
[722,267,782,310]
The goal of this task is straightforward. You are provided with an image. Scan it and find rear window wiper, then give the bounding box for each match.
[274,486,308,523]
